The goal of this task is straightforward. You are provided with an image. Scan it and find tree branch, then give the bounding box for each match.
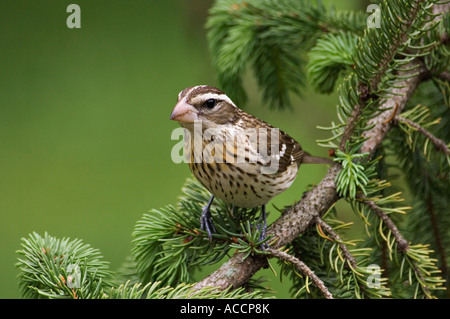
[358,196,410,252]
[314,217,357,268]
[368,0,426,92]
[360,62,427,156]
[396,116,450,156]
[265,248,333,299]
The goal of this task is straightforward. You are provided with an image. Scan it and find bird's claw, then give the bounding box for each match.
[257,223,269,251]
[200,205,216,242]
[257,205,269,251]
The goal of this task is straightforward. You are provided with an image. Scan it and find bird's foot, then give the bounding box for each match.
[257,224,269,251]
[200,205,216,242]
[257,205,269,251]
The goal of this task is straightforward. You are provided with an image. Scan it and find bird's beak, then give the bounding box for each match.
[170,101,197,123]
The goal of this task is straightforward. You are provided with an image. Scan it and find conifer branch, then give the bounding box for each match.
[359,196,410,253]
[360,61,428,156]
[265,247,333,299]
[313,216,392,298]
[314,217,357,268]
[368,0,426,92]
[358,195,446,298]
[338,98,365,152]
[395,116,450,155]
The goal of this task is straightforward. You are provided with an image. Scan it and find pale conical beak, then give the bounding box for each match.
[170,101,197,123]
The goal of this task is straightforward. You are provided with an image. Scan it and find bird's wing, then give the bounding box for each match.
[253,122,303,174]
[234,110,304,174]
[276,130,304,172]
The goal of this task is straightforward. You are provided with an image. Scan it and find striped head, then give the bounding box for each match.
[170,85,239,129]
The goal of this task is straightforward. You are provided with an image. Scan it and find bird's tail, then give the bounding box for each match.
[301,152,334,165]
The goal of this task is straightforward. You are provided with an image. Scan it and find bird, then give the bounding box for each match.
[170,85,332,247]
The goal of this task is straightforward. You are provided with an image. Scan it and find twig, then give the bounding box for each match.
[396,116,450,156]
[314,216,382,297]
[314,217,357,268]
[265,248,333,299]
[360,197,435,297]
[338,99,365,152]
[359,196,409,252]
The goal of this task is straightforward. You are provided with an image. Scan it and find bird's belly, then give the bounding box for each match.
[189,162,298,208]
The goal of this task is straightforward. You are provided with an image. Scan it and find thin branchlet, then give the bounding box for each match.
[395,116,450,155]
[266,247,333,299]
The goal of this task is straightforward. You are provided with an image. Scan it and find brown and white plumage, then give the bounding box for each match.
[170,85,331,242]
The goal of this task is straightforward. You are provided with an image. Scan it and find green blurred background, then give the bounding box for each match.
[0,0,361,298]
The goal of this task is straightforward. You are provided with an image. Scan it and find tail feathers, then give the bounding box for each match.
[301,152,334,165]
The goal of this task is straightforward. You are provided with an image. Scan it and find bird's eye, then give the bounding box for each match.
[205,99,217,109]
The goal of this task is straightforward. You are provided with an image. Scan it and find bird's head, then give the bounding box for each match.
[170,85,239,130]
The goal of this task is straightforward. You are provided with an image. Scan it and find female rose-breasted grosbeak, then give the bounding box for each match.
[170,85,331,244]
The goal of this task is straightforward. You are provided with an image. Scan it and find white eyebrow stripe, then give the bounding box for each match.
[193,92,236,107]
